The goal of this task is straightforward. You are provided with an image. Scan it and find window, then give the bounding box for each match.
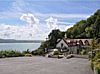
[61,43,63,48]
[84,40,89,45]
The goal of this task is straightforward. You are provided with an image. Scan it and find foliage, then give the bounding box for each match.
[91,52,100,74]
[25,54,32,57]
[90,38,100,50]
[48,29,65,47]
[31,49,45,56]
[22,49,31,54]
[93,52,100,61]
[66,9,100,39]
[36,9,100,56]
[65,9,100,74]
[0,50,24,58]
[81,49,87,55]
[95,63,100,74]
[35,29,64,55]
[53,51,62,55]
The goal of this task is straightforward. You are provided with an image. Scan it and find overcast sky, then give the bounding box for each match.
[0,0,100,40]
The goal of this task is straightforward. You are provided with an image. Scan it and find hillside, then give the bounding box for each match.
[66,9,100,39]
[33,9,100,55]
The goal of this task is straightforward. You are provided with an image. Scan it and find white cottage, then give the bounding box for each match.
[56,39,68,48]
[56,38,92,54]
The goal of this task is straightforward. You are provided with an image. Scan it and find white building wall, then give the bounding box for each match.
[56,39,68,48]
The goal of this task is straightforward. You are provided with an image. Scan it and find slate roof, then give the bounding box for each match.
[56,38,92,46]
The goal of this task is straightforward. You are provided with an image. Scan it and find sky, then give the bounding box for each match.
[0,0,100,40]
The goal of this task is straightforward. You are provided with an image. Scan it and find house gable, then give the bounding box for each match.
[56,39,68,48]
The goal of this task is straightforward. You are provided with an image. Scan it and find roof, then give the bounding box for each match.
[56,38,92,46]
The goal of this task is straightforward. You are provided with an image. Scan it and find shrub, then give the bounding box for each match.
[14,51,24,57]
[93,52,100,61]
[96,64,100,74]
[31,49,45,56]
[25,54,32,57]
[0,50,24,58]
[91,61,94,70]
[81,50,86,55]
[53,51,62,55]
[91,52,100,74]
[0,51,4,58]
[94,62,100,74]
[22,49,31,54]
[31,50,38,55]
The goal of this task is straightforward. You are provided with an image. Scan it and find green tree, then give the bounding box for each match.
[66,9,100,39]
[48,29,64,47]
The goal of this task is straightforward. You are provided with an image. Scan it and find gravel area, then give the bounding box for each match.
[0,57,94,74]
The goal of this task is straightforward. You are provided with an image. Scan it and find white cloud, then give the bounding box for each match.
[20,13,39,32]
[20,13,39,25]
[0,13,40,40]
[0,0,91,40]
[0,23,73,40]
[0,13,74,40]
[0,24,36,40]
[59,24,73,31]
[45,17,58,29]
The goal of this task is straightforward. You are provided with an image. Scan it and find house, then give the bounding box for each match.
[56,38,92,54]
[45,33,92,54]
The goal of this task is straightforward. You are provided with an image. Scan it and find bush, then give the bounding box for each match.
[22,49,31,54]
[53,51,62,55]
[31,49,45,56]
[25,54,32,57]
[95,64,100,74]
[93,52,100,61]
[0,50,24,58]
[91,62,94,70]
[81,50,86,55]
[94,62,100,74]
[91,52,100,74]
[0,51,4,58]
[31,50,38,55]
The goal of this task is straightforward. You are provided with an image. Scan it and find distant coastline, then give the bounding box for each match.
[0,39,43,43]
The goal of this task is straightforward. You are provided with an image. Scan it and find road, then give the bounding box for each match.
[0,57,94,74]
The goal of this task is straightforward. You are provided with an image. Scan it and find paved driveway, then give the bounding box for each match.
[0,57,93,74]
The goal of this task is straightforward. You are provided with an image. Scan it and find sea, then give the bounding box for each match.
[0,43,41,51]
